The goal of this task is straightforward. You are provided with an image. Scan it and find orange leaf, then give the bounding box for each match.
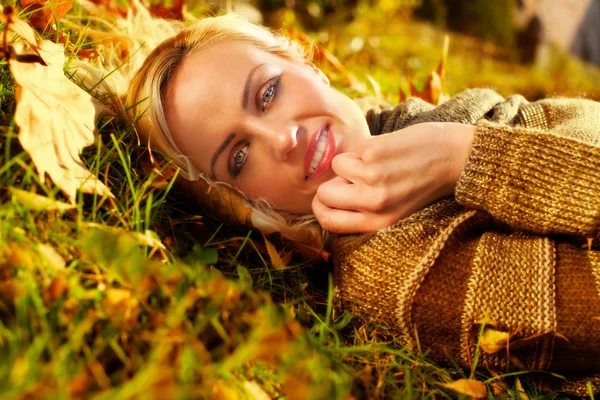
[263,234,287,270]
[148,0,184,20]
[19,0,73,31]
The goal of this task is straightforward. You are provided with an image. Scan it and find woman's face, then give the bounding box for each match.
[164,41,370,214]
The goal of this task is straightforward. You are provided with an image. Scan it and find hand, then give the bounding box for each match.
[312,122,476,233]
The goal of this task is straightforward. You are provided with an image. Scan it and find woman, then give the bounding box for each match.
[127,13,600,391]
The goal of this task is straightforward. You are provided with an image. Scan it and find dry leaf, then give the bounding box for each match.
[0,5,40,54]
[148,0,184,20]
[441,379,487,398]
[480,328,511,354]
[81,223,165,250]
[19,0,73,31]
[243,381,270,400]
[102,288,140,327]
[43,276,69,304]
[263,234,287,270]
[515,378,529,400]
[211,380,240,400]
[11,188,75,212]
[8,39,113,202]
[38,243,66,269]
[400,35,449,105]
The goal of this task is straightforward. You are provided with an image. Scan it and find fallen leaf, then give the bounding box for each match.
[400,35,449,105]
[480,328,511,354]
[102,288,140,327]
[37,243,66,269]
[243,381,270,400]
[8,39,113,202]
[187,243,219,265]
[148,0,184,20]
[10,188,75,212]
[19,0,73,31]
[0,279,26,304]
[0,5,39,51]
[263,234,287,270]
[43,276,69,304]
[80,223,166,251]
[515,378,530,400]
[212,380,240,400]
[441,379,487,398]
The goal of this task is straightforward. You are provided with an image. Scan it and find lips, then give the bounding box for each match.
[304,124,336,180]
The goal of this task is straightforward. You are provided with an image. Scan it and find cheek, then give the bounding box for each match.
[239,170,316,214]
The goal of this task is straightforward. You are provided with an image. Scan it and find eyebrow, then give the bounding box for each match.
[210,63,266,180]
[210,132,236,180]
[242,63,266,109]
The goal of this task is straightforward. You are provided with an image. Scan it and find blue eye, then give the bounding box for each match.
[259,75,281,112]
[232,143,249,177]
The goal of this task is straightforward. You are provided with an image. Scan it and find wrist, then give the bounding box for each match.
[444,123,476,195]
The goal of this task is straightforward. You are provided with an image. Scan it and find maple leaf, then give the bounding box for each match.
[19,0,73,31]
[5,26,113,202]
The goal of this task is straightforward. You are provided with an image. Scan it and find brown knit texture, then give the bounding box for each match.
[334,90,600,393]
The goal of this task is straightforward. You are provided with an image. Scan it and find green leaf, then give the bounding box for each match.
[236,265,252,288]
[187,244,219,265]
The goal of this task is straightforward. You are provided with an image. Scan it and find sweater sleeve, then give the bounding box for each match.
[455,97,600,237]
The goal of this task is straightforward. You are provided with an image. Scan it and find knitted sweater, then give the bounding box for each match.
[333,89,600,392]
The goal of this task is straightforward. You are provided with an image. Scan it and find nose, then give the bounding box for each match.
[245,118,298,161]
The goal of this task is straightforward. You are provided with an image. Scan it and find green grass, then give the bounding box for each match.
[1,1,598,398]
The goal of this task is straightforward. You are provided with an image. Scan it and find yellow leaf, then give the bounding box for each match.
[80,223,165,250]
[243,381,270,400]
[212,380,240,400]
[441,379,487,398]
[11,188,75,212]
[263,234,286,270]
[0,5,39,51]
[37,243,66,269]
[515,378,529,400]
[8,39,113,202]
[480,328,511,354]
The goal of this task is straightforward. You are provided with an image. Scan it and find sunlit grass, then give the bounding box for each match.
[0,1,596,398]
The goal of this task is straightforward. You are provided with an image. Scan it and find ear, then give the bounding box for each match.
[305,61,330,86]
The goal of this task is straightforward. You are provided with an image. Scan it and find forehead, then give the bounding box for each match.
[166,41,271,115]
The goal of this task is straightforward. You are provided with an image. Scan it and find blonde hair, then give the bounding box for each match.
[118,10,324,254]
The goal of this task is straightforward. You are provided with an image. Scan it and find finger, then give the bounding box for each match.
[316,176,366,210]
[331,152,365,183]
[312,194,375,234]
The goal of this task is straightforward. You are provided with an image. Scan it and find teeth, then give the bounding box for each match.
[306,127,329,178]
[316,140,326,152]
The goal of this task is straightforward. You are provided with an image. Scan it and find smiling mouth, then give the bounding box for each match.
[306,126,329,177]
[304,125,336,180]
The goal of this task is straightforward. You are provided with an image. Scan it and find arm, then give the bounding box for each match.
[455,98,600,237]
